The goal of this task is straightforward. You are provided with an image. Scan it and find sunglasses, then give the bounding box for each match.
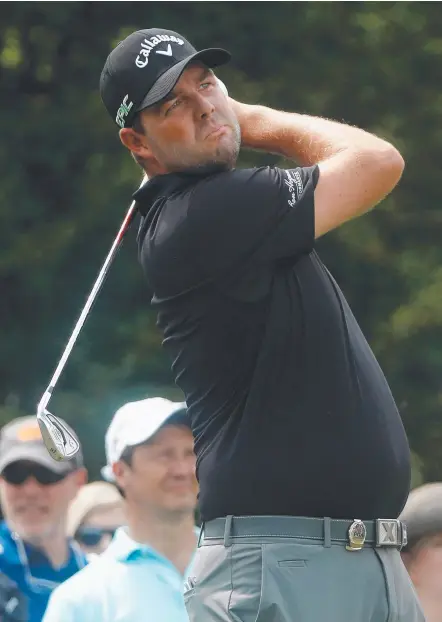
[1,462,69,486]
[75,525,117,547]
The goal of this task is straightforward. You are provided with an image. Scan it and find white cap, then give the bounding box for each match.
[101,397,187,482]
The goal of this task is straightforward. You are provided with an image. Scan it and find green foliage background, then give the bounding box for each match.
[0,2,440,485]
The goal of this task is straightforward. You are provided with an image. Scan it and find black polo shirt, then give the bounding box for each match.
[135,165,410,522]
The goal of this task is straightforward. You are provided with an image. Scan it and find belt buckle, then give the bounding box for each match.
[376,519,406,548]
[346,519,366,552]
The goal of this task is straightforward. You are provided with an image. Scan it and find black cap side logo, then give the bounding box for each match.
[116,95,134,128]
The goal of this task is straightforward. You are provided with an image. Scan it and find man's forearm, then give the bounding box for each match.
[233,102,396,166]
[231,101,404,239]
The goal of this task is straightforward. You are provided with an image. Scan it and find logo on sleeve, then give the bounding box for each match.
[284,170,304,208]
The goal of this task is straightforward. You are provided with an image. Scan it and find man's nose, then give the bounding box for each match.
[169,455,195,477]
[19,476,44,492]
[195,93,215,119]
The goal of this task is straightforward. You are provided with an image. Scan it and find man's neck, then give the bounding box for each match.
[24,532,70,569]
[127,509,197,576]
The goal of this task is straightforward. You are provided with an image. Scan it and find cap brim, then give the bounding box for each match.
[0,446,76,474]
[137,48,231,111]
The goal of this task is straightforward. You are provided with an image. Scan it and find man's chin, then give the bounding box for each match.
[12,520,49,542]
[15,529,45,543]
[170,142,239,176]
[162,497,197,515]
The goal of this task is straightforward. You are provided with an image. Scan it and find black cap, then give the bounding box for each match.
[100,28,231,129]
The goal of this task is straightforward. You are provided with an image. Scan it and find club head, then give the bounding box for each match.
[37,409,80,462]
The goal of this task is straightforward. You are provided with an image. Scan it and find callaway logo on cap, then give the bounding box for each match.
[99,28,231,128]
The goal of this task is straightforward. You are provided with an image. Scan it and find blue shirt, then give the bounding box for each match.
[0,521,87,622]
[43,526,197,622]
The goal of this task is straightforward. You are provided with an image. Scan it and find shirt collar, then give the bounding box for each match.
[133,164,229,216]
[105,526,157,562]
[106,525,201,566]
[1,522,86,570]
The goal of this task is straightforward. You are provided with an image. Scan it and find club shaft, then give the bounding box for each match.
[37,199,138,413]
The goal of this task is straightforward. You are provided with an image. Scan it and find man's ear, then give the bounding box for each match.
[67,468,87,502]
[112,460,127,489]
[73,467,88,488]
[119,127,149,158]
[119,127,164,176]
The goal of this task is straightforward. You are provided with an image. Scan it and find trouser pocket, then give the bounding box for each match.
[258,541,390,622]
[185,543,263,622]
[374,548,426,622]
[185,543,234,622]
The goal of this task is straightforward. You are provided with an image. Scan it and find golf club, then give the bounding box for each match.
[37,175,148,461]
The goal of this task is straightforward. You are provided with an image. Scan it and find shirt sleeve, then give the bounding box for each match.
[43,588,77,622]
[187,165,319,280]
[43,582,98,622]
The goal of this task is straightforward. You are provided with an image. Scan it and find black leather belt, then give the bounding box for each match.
[200,515,407,551]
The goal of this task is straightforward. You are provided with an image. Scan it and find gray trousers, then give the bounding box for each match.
[184,516,425,622]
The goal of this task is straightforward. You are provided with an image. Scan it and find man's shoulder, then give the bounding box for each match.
[0,521,13,542]
[162,168,262,209]
[0,527,27,622]
[190,166,273,193]
[0,523,19,567]
[0,571,27,621]
[50,556,108,602]
[44,560,107,622]
[186,166,285,217]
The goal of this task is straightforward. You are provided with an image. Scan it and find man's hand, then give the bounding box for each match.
[228,99,261,150]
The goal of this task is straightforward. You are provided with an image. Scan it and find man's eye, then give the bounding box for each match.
[165,99,180,116]
[199,82,212,90]
[158,450,173,461]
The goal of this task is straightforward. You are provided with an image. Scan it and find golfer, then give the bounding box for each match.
[99,28,424,621]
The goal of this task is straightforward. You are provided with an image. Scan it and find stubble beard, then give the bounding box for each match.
[167,120,241,174]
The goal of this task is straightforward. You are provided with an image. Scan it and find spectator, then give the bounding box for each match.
[401,482,442,622]
[0,416,87,622]
[43,397,198,622]
[68,482,125,556]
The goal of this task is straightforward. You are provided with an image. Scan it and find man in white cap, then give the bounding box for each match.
[43,397,198,622]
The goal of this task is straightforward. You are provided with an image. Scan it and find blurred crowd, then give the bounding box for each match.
[0,402,441,622]
[0,398,198,622]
